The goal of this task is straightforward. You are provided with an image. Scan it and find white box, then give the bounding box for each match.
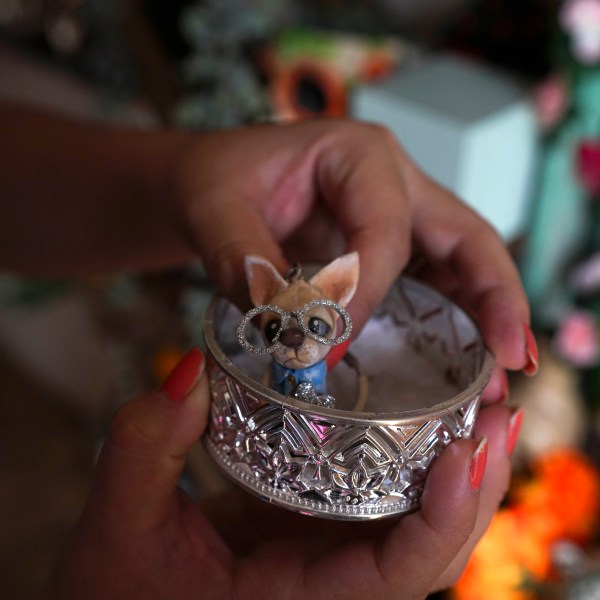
[352,55,538,240]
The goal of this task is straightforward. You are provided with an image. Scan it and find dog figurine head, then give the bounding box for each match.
[244,252,359,370]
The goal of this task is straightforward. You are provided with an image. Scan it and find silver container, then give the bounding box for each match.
[203,277,493,520]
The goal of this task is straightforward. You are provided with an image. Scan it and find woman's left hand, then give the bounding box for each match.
[50,347,514,600]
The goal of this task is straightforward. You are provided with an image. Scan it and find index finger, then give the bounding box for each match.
[409,172,532,371]
[315,123,412,331]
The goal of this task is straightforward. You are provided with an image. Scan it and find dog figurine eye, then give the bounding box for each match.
[308,317,330,337]
[264,318,282,343]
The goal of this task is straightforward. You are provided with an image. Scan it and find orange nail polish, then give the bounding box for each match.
[523,325,539,376]
[161,347,204,403]
[469,437,488,492]
[506,408,524,456]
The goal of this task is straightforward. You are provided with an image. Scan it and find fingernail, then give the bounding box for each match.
[523,325,539,376]
[326,338,351,370]
[160,347,205,403]
[506,408,524,456]
[469,437,488,492]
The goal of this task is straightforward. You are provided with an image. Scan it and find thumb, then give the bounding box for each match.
[374,437,485,597]
[87,347,210,537]
[304,437,486,599]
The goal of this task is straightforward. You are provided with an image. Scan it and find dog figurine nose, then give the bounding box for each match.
[280,327,305,349]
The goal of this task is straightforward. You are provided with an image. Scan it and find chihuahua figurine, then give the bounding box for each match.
[240,252,359,403]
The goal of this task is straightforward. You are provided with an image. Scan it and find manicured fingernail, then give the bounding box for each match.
[506,408,524,456]
[160,347,204,403]
[469,437,488,492]
[326,338,351,370]
[523,325,539,376]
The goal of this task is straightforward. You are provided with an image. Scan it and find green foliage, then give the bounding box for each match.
[175,0,288,127]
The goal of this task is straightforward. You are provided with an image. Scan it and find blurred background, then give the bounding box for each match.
[2,0,600,598]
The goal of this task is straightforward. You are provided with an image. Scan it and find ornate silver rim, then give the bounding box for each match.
[202,277,493,520]
[203,436,418,521]
[203,298,494,427]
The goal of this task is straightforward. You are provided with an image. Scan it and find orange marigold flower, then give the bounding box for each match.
[152,344,185,385]
[453,449,600,600]
[453,509,546,600]
[515,449,600,544]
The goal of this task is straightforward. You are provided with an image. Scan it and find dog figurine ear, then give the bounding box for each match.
[244,255,288,307]
[309,252,359,307]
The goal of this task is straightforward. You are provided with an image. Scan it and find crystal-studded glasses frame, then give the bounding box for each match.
[237,299,353,354]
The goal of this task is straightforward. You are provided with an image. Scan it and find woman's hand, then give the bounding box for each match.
[172,120,535,377]
[2,108,532,598]
[0,106,536,379]
[50,348,516,600]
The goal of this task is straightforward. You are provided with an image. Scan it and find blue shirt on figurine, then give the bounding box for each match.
[271,359,327,396]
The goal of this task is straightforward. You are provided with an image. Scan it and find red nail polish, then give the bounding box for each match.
[326,338,351,370]
[523,325,539,376]
[161,347,204,403]
[506,408,523,456]
[469,437,488,492]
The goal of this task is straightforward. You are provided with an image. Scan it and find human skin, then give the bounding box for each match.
[0,102,535,596]
[49,347,515,600]
[0,103,532,373]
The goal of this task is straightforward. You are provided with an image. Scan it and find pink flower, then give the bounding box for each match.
[554,310,600,367]
[576,140,600,196]
[561,0,600,64]
[570,252,600,293]
[533,75,569,131]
